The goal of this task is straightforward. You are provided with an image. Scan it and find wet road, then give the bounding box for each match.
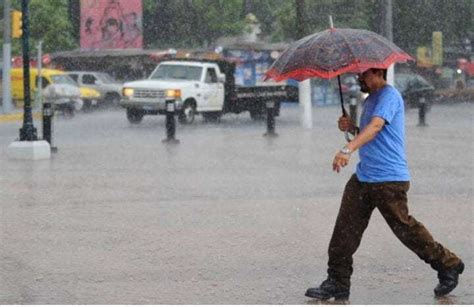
[0,103,472,304]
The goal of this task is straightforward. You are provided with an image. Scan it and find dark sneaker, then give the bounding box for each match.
[305,278,350,300]
[434,261,464,297]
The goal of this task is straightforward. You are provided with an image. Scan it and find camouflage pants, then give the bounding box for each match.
[327,174,461,288]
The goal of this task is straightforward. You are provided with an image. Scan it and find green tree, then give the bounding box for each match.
[236,0,289,42]
[7,0,77,56]
[194,0,245,46]
[266,1,297,42]
[143,0,245,49]
[3,0,471,57]
[392,0,473,54]
[268,0,372,42]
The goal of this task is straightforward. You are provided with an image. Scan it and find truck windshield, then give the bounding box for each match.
[150,65,203,81]
[51,74,78,86]
[97,73,118,84]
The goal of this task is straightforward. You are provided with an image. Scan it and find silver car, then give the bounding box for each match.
[67,71,123,109]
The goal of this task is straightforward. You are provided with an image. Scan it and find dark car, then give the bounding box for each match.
[394,73,435,109]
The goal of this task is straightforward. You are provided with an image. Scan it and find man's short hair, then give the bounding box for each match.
[370,68,387,81]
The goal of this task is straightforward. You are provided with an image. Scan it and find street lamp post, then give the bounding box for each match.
[7,0,50,160]
[19,0,38,141]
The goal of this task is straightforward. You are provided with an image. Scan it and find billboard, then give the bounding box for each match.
[80,0,143,50]
[223,49,274,86]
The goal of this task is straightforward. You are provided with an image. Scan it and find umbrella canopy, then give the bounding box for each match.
[265,28,413,82]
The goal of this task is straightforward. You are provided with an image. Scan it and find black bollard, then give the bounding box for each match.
[263,100,278,137]
[162,99,180,144]
[417,96,428,127]
[42,102,58,153]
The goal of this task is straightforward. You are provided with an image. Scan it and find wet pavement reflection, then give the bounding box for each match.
[0,104,472,304]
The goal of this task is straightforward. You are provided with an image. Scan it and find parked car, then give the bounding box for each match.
[394,73,435,109]
[10,68,100,116]
[66,71,123,109]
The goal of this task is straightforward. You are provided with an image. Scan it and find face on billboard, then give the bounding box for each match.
[80,0,143,50]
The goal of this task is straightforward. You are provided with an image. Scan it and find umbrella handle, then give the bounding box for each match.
[338,75,351,141]
[337,75,348,117]
[344,127,360,142]
[344,131,353,142]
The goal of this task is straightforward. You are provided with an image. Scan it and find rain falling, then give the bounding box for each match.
[0,0,473,304]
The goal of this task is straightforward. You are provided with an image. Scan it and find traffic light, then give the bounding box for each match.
[11,10,23,38]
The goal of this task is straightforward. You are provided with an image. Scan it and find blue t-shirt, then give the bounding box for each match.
[356,85,410,182]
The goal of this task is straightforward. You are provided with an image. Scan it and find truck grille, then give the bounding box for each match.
[134,89,165,99]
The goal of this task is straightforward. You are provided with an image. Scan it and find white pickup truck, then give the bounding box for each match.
[120,59,297,124]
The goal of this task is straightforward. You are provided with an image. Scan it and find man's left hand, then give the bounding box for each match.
[333,152,351,173]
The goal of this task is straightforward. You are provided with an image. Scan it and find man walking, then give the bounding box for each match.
[305,68,464,300]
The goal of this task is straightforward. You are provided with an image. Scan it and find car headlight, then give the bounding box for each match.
[165,89,181,100]
[123,88,134,97]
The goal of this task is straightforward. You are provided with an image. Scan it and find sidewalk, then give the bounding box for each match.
[0,106,42,123]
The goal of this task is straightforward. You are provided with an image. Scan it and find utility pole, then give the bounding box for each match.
[295,0,306,39]
[36,40,43,109]
[377,0,395,85]
[295,0,312,129]
[19,0,38,141]
[67,0,80,41]
[383,0,393,42]
[241,0,253,18]
[2,0,14,113]
[385,0,394,85]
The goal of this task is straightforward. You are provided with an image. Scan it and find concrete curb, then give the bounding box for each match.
[0,111,42,123]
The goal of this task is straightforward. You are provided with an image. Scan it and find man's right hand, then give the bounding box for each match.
[338,116,354,132]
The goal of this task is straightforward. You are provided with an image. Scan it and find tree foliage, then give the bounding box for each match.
[4,0,78,56]
[28,0,77,52]
[1,0,472,58]
[392,0,473,53]
[267,0,373,41]
[143,0,245,49]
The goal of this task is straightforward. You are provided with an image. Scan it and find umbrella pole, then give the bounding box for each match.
[337,75,347,116]
[337,75,355,142]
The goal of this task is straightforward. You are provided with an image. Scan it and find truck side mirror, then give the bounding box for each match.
[218,75,226,83]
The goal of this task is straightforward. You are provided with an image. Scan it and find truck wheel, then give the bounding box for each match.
[178,102,196,124]
[105,93,121,107]
[83,99,93,113]
[126,108,144,124]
